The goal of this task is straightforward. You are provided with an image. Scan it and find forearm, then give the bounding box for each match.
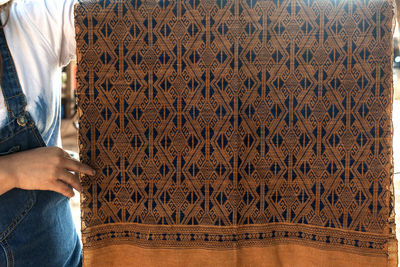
[0,155,17,195]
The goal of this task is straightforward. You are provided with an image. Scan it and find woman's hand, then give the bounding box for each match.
[0,146,95,197]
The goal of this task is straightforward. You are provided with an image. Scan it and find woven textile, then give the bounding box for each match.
[75,0,397,265]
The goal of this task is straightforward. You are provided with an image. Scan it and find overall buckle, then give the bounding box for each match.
[16,115,27,127]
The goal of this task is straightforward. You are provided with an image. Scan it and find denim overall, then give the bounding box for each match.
[0,26,82,266]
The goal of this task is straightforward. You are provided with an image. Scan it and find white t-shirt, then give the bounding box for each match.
[0,0,76,147]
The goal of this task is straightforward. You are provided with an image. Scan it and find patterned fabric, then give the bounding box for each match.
[75,0,397,265]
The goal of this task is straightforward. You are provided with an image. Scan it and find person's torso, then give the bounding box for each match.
[0,0,76,147]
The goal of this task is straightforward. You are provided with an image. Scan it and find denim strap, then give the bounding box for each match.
[0,26,27,121]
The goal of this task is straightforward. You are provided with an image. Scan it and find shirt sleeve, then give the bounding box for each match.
[59,0,77,66]
[21,0,77,67]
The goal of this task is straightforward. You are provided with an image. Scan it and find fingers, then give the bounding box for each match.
[54,148,95,196]
[57,169,83,193]
[6,147,96,197]
[52,180,75,198]
[63,157,96,176]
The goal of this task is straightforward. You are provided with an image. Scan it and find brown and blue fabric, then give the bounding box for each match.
[75,0,397,265]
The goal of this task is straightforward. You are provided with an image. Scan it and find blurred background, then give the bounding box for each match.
[59,61,81,232]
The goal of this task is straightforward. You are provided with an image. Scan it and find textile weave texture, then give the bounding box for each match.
[75,0,397,265]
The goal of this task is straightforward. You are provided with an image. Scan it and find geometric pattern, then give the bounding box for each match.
[75,0,396,262]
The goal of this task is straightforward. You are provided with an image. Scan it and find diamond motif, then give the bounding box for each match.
[116,185,132,204]
[144,102,159,124]
[314,46,329,66]
[144,160,158,179]
[231,74,241,93]
[144,48,158,68]
[256,158,269,179]
[200,159,214,180]
[369,99,383,121]
[172,75,187,91]
[231,20,243,40]
[312,158,325,178]
[86,49,99,65]
[228,189,240,207]
[342,73,356,92]
[143,0,158,11]
[202,47,214,68]
[286,19,300,34]
[173,20,187,41]
[116,133,129,145]
[202,0,215,10]
[172,188,187,208]
[340,186,354,209]
[257,100,270,122]
[282,186,298,210]
[343,16,358,35]
[257,47,272,63]
[285,74,298,93]
[371,158,384,178]
[114,21,127,37]
[86,103,100,124]
[200,102,214,124]
[173,132,187,153]
[313,100,327,121]
[372,45,384,62]
[341,129,355,147]
[284,129,298,152]
[258,1,274,13]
